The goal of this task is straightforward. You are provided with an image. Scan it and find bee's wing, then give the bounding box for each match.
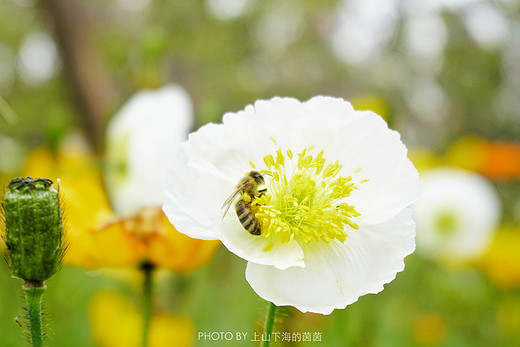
[221,183,246,219]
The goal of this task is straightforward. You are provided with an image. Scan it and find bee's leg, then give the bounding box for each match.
[258,188,267,197]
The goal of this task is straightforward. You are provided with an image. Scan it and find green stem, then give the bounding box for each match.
[261,301,277,347]
[22,281,46,347]
[141,262,155,347]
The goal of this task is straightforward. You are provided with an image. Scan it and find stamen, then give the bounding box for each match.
[252,146,364,247]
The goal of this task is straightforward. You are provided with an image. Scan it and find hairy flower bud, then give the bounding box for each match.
[1,177,64,282]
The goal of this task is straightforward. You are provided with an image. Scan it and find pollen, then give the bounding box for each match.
[253,147,363,247]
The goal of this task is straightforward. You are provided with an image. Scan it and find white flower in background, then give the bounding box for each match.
[163,96,419,314]
[205,0,251,21]
[330,0,399,64]
[413,168,501,263]
[254,1,304,57]
[105,84,193,217]
[463,2,508,48]
[18,31,60,86]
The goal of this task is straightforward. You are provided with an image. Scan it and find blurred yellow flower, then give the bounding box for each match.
[411,312,448,346]
[89,290,194,347]
[480,227,520,288]
[351,94,390,120]
[21,141,219,272]
[408,147,443,172]
[91,206,220,272]
[444,136,486,173]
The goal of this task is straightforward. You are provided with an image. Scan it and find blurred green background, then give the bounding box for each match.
[1,0,520,346]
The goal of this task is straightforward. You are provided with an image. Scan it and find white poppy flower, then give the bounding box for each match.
[163,96,419,314]
[413,167,501,263]
[105,84,193,216]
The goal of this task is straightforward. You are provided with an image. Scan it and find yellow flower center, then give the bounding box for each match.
[250,146,363,250]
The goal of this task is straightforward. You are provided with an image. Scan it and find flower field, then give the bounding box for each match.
[1,1,520,346]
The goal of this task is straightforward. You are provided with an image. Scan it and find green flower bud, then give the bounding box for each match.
[2,177,64,282]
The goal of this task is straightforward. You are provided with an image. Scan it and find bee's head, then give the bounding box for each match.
[248,171,265,184]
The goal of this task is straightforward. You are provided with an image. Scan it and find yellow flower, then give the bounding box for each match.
[443,136,486,173]
[408,147,443,172]
[411,312,448,346]
[89,290,194,347]
[21,142,219,272]
[480,227,520,288]
[92,206,219,272]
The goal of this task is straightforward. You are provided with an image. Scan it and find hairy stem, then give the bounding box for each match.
[22,281,47,347]
[261,301,277,347]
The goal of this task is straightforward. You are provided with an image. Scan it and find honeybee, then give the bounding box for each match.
[222,171,267,235]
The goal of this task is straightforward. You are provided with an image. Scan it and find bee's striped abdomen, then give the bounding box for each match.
[235,199,261,235]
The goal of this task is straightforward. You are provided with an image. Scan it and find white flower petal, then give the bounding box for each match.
[246,209,415,314]
[220,210,305,270]
[164,154,230,240]
[336,112,419,225]
[106,84,193,216]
